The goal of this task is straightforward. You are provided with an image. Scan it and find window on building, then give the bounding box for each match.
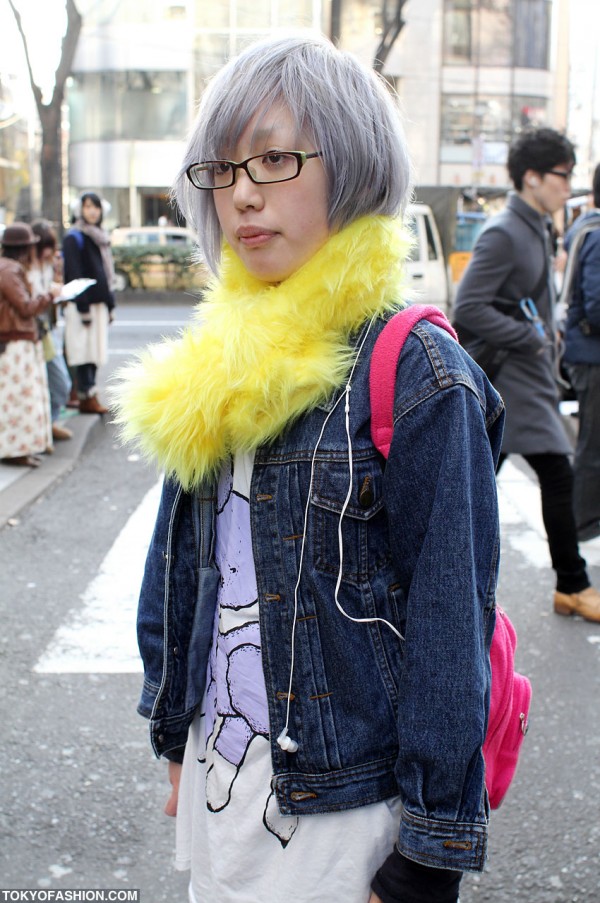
[441,94,476,148]
[440,92,548,164]
[512,95,548,131]
[443,0,473,64]
[237,0,271,28]
[443,0,550,68]
[478,0,512,66]
[440,93,511,163]
[513,0,551,69]
[68,71,187,142]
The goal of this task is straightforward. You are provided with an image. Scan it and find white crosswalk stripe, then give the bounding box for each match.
[34,479,162,674]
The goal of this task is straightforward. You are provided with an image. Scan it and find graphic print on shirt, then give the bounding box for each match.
[202,456,298,846]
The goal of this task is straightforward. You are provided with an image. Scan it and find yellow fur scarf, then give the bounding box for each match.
[111,215,409,489]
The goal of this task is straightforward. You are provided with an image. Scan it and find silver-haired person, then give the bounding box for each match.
[114,32,504,903]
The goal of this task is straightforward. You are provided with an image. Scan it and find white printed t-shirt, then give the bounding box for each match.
[175,451,401,903]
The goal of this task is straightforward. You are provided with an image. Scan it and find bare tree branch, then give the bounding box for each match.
[52,0,83,106]
[374,0,408,74]
[7,0,42,108]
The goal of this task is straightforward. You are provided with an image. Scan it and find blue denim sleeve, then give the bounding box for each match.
[383,339,504,872]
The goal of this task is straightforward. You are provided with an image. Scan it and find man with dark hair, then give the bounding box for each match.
[454,127,600,623]
[506,127,576,190]
[562,163,600,542]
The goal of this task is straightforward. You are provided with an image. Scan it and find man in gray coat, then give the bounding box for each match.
[454,127,600,623]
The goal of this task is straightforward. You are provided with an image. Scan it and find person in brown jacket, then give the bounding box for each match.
[0,222,53,467]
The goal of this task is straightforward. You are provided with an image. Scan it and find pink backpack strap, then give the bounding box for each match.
[370,305,457,457]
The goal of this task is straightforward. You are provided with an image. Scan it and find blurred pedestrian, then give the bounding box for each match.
[0,222,53,467]
[115,33,504,903]
[562,162,600,541]
[30,219,73,442]
[62,191,116,414]
[454,127,600,623]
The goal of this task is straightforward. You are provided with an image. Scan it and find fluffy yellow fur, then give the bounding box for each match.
[111,215,409,489]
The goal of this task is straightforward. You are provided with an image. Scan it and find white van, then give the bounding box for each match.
[405,203,451,314]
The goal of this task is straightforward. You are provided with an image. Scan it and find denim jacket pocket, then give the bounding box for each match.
[310,454,391,586]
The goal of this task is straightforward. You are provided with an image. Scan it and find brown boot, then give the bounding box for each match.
[79,396,109,415]
[554,586,600,622]
[2,455,41,467]
[52,424,73,441]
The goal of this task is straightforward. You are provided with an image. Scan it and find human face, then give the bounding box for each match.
[81,197,102,225]
[213,105,330,283]
[523,164,573,216]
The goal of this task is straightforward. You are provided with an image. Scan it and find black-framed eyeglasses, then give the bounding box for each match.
[544,169,573,181]
[185,151,322,190]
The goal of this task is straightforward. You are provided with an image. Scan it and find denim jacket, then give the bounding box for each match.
[136,317,505,872]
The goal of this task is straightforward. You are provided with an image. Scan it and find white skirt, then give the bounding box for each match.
[0,340,52,458]
[64,302,109,368]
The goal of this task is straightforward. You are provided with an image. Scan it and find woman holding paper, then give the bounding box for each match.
[0,222,53,467]
[62,191,116,414]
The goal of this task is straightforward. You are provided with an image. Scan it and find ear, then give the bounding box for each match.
[525,170,540,188]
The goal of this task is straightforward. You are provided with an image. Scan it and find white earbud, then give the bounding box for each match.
[277,729,298,754]
[528,177,540,187]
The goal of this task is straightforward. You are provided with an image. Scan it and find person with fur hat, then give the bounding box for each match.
[113,34,504,903]
[0,222,53,467]
[62,191,116,414]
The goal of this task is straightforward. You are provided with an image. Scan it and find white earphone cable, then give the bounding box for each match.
[278,317,403,754]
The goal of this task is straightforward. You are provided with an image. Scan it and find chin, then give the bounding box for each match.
[246,263,291,284]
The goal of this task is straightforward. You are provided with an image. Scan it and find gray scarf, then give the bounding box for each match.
[74,219,116,290]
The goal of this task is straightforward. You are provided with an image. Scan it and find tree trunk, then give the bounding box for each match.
[8,0,82,231]
[39,104,63,230]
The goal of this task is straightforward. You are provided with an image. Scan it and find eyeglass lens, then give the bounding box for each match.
[191,153,302,188]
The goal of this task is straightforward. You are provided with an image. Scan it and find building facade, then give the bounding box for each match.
[340,0,568,189]
[66,0,569,229]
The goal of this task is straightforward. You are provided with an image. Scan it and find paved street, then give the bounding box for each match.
[0,300,599,902]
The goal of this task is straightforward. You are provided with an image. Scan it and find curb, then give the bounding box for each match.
[0,413,104,530]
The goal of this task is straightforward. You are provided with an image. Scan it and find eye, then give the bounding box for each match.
[213,161,232,176]
[262,152,288,168]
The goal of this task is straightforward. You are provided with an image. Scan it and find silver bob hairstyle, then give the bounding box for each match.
[173,32,413,274]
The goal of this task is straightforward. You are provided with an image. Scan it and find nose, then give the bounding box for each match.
[232,168,264,209]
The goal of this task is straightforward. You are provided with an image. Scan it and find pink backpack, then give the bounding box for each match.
[369,304,532,809]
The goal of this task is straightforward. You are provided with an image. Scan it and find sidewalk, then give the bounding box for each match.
[0,409,103,530]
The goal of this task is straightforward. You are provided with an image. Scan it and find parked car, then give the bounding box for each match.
[405,203,451,314]
[110,225,209,292]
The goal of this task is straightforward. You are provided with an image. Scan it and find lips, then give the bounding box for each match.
[236,225,277,247]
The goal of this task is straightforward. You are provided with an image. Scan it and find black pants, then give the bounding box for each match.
[566,363,600,533]
[77,362,97,397]
[497,452,589,594]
